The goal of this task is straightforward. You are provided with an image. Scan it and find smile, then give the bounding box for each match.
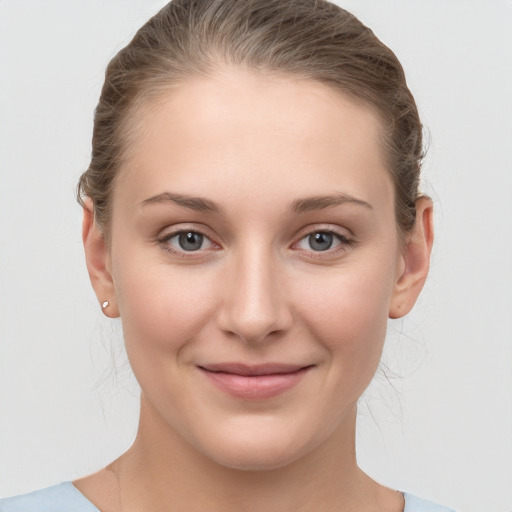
[198,363,314,399]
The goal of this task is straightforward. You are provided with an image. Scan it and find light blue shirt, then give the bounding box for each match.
[0,481,456,511]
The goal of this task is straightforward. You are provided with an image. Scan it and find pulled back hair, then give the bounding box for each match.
[77,0,424,237]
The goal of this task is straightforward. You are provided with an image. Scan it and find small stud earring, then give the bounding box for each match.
[102,300,110,309]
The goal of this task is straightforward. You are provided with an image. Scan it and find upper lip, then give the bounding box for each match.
[199,363,312,376]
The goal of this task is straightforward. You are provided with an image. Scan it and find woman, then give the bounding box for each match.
[0,1,454,510]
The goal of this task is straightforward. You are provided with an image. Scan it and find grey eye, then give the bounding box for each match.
[308,232,333,251]
[177,232,204,251]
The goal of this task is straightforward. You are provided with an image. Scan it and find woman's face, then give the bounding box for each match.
[91,68,421,470]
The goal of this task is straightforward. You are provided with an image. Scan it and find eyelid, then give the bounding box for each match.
[293,224,353,243]
[155,223,354,259]
[157,224,221,257]
[290,225,355,257]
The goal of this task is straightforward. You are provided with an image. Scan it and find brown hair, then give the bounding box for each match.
[77,0,424,237]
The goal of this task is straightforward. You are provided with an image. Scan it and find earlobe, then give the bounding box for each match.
[82,200,119,318]
[389,197,434,319]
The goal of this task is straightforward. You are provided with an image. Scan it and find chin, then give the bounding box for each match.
[207,443,306,472]
[193,420,318,472]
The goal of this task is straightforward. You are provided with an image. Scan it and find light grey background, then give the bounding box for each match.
[0,1,511,511]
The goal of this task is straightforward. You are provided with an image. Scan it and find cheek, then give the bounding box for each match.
[112,253,217,358]
[112,259,222,413]
[295,256,397,382]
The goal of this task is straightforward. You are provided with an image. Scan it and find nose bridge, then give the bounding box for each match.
[218,238,291,343]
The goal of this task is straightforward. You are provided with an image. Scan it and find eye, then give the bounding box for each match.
[175,231,205,251]
[306,232,336,251]
[159,230,216,254]
[295,230,351,253]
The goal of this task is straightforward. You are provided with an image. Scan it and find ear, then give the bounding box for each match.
[82,199,119,318]
[389,197,434,319]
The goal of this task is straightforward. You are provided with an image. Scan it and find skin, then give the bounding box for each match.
[78,67,433,512]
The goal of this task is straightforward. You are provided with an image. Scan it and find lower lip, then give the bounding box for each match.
[199,367,312,399]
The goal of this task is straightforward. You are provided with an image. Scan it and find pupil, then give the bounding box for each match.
[309,232,333,251]
[179,232,203,251]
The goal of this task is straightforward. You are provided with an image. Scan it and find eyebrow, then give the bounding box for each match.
[140,192,223,214]
[289,193,373,213]
[140,191,372,215]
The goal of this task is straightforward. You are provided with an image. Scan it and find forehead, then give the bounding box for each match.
[115,68,393,213]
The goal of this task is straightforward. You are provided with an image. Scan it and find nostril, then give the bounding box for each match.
[218,304,291,344]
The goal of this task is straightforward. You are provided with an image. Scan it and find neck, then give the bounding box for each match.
[108,394,383,512]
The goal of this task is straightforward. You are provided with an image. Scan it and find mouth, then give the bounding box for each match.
[198,363,314,399]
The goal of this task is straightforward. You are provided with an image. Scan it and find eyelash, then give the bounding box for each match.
[157,227,354,259]
[292,228,354,259]
[157,228,219,258]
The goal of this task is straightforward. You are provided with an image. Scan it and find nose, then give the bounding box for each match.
[217,245,293,344]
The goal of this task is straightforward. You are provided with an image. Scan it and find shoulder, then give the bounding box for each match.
[403,492,456,512]
[0,482,99,512]
[0,484,456,512]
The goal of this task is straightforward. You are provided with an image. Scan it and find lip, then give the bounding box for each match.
[198,363,314,399]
